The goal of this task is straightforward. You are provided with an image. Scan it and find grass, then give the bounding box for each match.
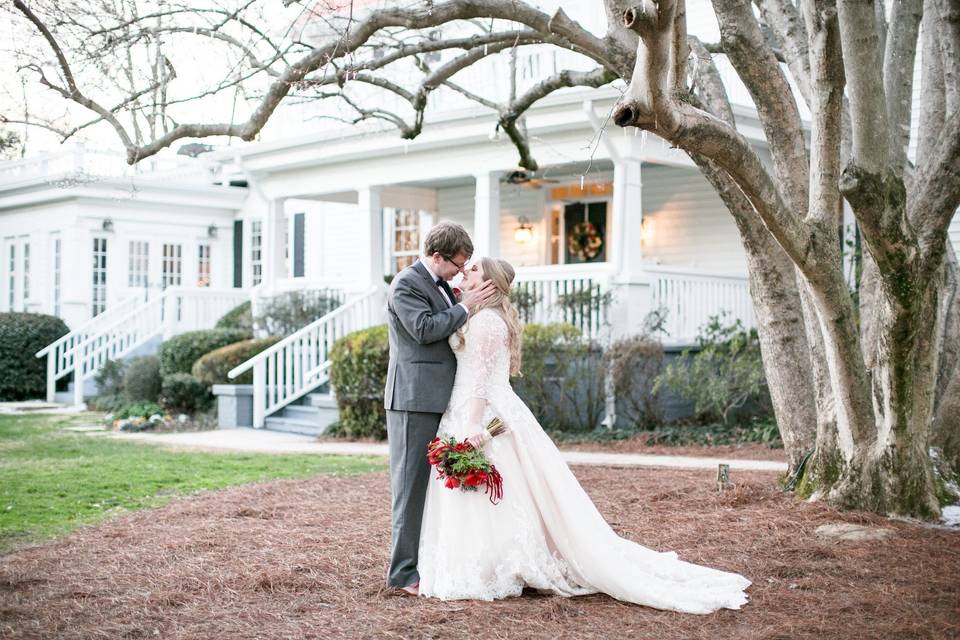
[0,412,386,553]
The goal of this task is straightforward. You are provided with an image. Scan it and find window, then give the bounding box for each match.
[162,244,182,288]
[128,241,149,287]
[92,237,107,316]
[22,242,29,306]
[197,244,211,287]
[390,208,422,274]
[250,220,262,286]
[52,236,61,317]
[7,243,14,311]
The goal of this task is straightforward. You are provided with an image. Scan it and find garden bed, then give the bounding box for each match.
[1,466,956,639]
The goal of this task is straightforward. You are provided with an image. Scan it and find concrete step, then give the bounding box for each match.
[305,392,338,409]
[263,415,325,437]
[283,404,321,420]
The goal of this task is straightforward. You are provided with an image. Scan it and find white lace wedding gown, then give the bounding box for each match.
[417,309,751,614]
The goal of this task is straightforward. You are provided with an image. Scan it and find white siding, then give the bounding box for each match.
[640,163,747,274]
[436,182,547,266]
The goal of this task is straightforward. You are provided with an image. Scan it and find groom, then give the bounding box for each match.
[383,221,495,595]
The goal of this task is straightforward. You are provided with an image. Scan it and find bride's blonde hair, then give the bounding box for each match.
[453,257,523,376]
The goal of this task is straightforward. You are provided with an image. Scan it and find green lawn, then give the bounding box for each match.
[0,413,386,553]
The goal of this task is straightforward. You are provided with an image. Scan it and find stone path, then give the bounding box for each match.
[107,427,789,472]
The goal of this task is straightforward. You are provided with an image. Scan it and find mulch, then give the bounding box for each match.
[1,467,957,640]
[556,440,788,462]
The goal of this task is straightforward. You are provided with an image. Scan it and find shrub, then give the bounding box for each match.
[215,301,253,332]
[158,329,251,376]
[603,334,665,430]
[0,312,69,401]
[513,323,605,432]
[192,336,283,386]
[329,324,389,439]
[91,358,128,411]
[160,373,212,413]
[123,355,162,402]
[112,401,164,419]
[256,290,343,336]
[656,314,771,425]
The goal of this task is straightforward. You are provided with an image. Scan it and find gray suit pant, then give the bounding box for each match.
[386,409,442,588]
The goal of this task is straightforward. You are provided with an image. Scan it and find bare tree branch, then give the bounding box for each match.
[883,0,923,178]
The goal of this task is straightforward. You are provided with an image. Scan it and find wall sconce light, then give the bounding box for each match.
[207,223,218,238]
[514,216,534,244]
[641,217,654,242]
[101,218,114,232]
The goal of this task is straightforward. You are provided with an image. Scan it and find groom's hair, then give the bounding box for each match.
[423,221,473,258]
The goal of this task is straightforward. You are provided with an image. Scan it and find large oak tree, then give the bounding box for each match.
[7,0,959,518]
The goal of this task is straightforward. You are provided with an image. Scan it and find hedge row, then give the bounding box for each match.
[192,336,283,386]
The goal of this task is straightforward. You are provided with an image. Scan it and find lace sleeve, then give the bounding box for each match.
[465,310,507,429]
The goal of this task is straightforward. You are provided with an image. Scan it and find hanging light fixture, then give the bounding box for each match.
[514,216,534,244]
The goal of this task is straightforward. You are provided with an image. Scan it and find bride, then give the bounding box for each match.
[416,257,751,614]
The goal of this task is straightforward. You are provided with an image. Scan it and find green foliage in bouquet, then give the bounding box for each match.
[328,324,389,440]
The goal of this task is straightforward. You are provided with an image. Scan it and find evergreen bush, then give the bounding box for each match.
[328,324,389,439]
[191,336,282,386]
[0,312,69,401]
[158,329,251,376]
[123,355,162,402]
[656,314,772,425]
[215,301,253,332]
[160,373,212,413]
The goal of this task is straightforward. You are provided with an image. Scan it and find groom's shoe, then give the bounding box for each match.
[400,581,420,596]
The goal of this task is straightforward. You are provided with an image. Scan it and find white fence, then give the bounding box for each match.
[513,264,613,341]
[36,287,248,404]
[647,266,754,345]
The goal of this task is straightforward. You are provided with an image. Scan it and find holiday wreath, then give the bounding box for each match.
[567,221,604,261]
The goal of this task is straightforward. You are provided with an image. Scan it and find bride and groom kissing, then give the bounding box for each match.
[383,221,751,613]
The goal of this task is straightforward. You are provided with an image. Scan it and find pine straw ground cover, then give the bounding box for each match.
[1,467,957,640]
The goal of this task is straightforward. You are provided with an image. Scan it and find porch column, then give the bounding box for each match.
[609,158,652,340]
[473,171,501,258]
[262,197,287,292]
[613,158,645,279]
[358,185,384,288]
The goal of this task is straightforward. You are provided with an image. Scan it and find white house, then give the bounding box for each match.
[2,2,954,432]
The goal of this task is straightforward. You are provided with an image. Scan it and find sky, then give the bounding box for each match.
[0,0,725,160]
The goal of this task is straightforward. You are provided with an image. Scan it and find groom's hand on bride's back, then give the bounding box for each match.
[461,280,497,311]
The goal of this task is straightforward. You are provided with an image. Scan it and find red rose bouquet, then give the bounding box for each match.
[427,417,507,504]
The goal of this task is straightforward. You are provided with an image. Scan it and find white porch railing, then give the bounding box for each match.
[228,286,386,428]
[35,296,141,402]
[647,265,754,345]
[512,264,613,341]
[37,287,248,404]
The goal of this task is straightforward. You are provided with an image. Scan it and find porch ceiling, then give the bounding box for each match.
[393,158,615,191]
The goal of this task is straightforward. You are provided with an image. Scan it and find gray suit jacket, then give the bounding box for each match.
[383,261,469,413]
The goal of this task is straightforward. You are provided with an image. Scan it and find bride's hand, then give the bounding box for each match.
[466,431,490,449]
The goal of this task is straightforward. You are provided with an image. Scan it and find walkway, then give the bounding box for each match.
[108,428,788,472]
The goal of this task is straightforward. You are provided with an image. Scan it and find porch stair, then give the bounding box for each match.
[228,286,386,429]
[262,392,339,436]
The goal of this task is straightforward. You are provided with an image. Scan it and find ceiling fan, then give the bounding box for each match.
[502,168,560,189]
